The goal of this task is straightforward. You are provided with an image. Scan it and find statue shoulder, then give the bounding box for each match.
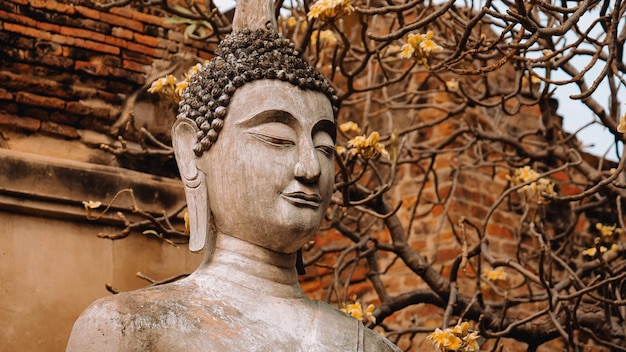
[363,327,402,352]
[66,283,200,352]
[66,292,129,352]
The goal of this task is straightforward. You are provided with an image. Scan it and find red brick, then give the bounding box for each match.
[36,21,61,33]
[134,32,158,47]
[0,88,13,100]
[65,100,112,119]
[198,50,213,60]
[74,38,120,55]
[60,26,106,43]
[7,0,28,5]
[41,121,79,139]
[103,35,127,49]
[4,22,51,41]
[40,54,74,69]
[111,27,133,40]
[486,223,514,240]
[157,38,179,52]
[131,11,166,27]
[29,0,76,14]
[51,34,75,46]
[74,60,109,76]
[109,67,145,85]
[122,50,153,65]
[126,41,156,57]
[50,111,79,125]
[167,30,184,43]
[100,12,143,32]
[0,10,37,27]
[74,6,100,20]
[0,111,41,131]
[122,59,146,73]
[16,91,65,110]
[108,6,133,19]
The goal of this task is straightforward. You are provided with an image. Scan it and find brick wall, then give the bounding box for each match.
[0,0,216,167]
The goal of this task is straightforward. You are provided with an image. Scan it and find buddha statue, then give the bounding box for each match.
[67,2,401,351]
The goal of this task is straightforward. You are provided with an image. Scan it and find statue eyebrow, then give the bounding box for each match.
[236,110,296,129]
[313,119,337,143]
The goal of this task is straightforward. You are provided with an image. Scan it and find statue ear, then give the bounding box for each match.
[172,118,208,252]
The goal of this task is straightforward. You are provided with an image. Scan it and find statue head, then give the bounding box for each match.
[172,27,339,253]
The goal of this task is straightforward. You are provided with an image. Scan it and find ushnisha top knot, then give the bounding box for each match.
[177,26,340,156]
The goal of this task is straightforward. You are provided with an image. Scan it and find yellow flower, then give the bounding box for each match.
[340,302,363,321]
[336,146,346,155]
[399,31,442,66]
[175,81,188,96]
[348,131,389,159]
[287,16,297,29]
[407,32,424,47]
[618,112,626,133]
[445,79,459,92]
[596,223,618,239]
[420,32,443,54]
[147,76,167,94]
[311,30,337,47]
[427,328,448,350]
[82,200,102,219]
[508,166,556,203]
[444,333,463,350]
[484,267,507,282]
[185,63,203,78]
[521,74,542,89]
[582,246,608,257]
[463,331,480,351]
[82,200,102,210]
[307,0,354,22]
[339,121,362,134]
[184,211,190,235]
[363,304,376,324]
[399,44,415,59]
[452,321,469,335]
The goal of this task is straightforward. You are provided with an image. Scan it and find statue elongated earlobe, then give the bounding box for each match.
[172,118,209,252]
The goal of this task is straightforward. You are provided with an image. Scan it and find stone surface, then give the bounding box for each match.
[67,76,399,351]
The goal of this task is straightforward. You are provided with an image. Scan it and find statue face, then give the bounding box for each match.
[197,80,336,253]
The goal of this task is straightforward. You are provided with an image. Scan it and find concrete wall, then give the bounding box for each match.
[0,149,202,351]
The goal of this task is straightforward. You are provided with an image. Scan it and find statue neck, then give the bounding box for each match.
[193,233,305,299]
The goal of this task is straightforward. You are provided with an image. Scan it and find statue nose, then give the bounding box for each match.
[294,147,321,184]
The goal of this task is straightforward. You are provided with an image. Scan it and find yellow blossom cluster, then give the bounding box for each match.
[339,121,362,134]
[307,0,354,22]
[340,299,376,324]
[484,267,507,282]
[507,166,557,204]
[147,62,205,103]
[582,243,619,258]
[348,131,389,159]
[582,223,623,260]
[311,29,338,48]
[428,321,480,352]
[399,31,443,67]
[596,223,622,240]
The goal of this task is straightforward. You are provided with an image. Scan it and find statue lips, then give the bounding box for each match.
[281,191,322,208]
